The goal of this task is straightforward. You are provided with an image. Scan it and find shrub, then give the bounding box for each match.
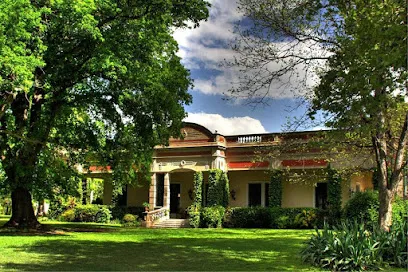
[187,206,201,228]
[301,220,408,270]
[343,190,379,225]
[224,207,271,228]
[301,221,382,271]
[392,196,408,225]
[374,220,407,267]
[224,207,321,229]
[95,207,112,223]
[74,205,111,223]
[122,213,140,227]
[294,209,317,228]
[269,170,283,207]
[200,206,225,228]
[60,209,75,222]
[207,170,223,206]
[109,206,145,220]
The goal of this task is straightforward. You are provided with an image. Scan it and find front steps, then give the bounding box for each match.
[152,219,191,228]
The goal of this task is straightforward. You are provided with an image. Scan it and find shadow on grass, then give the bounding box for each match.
[2,232,316,271]
[0,221,123,236]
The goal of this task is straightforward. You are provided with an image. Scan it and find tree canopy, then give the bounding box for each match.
[0,0,210,227]
[229,0,407,229]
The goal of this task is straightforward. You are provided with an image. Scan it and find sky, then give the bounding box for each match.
[173,0,320,136]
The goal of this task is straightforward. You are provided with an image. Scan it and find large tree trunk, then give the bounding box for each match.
[3,187,40,229]
[378,187,393,231]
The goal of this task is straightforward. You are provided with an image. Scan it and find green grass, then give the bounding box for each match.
[0,217,320,271]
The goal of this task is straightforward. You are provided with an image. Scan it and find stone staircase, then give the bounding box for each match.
[152,219,191,228]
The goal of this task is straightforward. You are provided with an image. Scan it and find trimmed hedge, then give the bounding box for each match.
[223,207,325,229]
[109,205,145,220]
[74,205,112,223]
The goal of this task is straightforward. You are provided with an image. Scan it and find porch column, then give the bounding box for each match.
[149,173,156,210]
[163,173,170,210]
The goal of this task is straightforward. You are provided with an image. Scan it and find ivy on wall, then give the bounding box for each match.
[269,169,283,208]
[327,166,342,225]
[207,169,229,207]
[193,171,203,208]
[221,171,230,208]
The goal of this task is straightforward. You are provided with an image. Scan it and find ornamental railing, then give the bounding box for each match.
[237,136,262,143]
[144,207,169,227]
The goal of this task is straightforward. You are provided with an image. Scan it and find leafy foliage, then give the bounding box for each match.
[74,205,111,223]
[301,220,408,270]
[187,206,200,228]
[192,171,203,208]
[206,169,229,207]
[200,206,225,228]
[326,167,342,225]
[224,207,322,229]
[268,169,282,207]
[0,0,210,226]
[230,0,407,230]
[343,191,379,226]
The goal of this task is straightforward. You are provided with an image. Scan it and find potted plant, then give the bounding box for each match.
[143,202,150,212]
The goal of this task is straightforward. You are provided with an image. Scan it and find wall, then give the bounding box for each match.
[127,184,149,206]
[282,180,315,208]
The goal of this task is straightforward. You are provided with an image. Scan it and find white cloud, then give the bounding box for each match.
[184,112,267,135]
[173,0,330,100]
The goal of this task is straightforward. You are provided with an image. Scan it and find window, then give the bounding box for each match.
[315,183,328,209]
[248,183,262,206]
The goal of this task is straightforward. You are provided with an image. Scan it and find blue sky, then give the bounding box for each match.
[173,0,323,135]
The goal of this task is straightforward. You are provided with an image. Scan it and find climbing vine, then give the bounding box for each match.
[269,169,283,207]
[327,166,342,225]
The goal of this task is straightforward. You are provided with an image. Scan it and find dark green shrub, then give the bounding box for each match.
[269,170,282,207]
[48,196,69,219]
[60,209,75,222]
[343,190,379,225]
[74,205,111,223]
[224,207,271,228]
[95,207,112,223]
[200,206,225,228]
[224,207,320,229]
[326,167,342,225]
[109,206,145,220]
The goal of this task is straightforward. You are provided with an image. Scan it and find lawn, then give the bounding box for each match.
[0,216,320,271]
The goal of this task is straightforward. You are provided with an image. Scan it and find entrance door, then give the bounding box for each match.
[170,184,181,214]
[315,183,328,209]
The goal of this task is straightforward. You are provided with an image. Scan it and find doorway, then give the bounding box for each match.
[170,183,181,214]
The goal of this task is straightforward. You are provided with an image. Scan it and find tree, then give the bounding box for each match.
[228,0,407,230]
[0,0,210,228]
